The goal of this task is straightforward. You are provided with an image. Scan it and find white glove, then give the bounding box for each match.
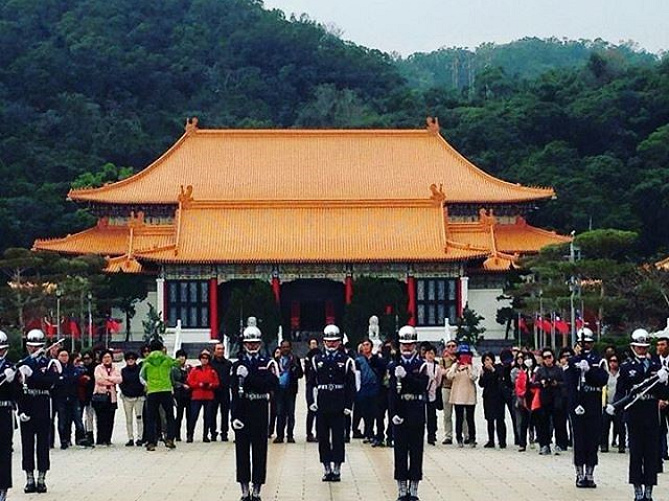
[18,412,30,423]
[309,403,318,412]
[236,365,249,378]
[18,365,33,380]
[392,415,404,426]
[394,366,407,379]
[343,408,352,416]
[3,367,16,383]
[605,404,616,416]
[577,360,590,372]
[232,419,245,430]
[657,367,669,384]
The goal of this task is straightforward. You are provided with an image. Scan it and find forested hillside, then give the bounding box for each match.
[0,0,668,259]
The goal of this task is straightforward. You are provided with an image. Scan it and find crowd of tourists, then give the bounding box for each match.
[1,323,669,501]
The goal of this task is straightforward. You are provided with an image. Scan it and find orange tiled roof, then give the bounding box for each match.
[69,124,554,205]
[33,220,175,256]
[33,203,568,269]
[139,202,486,264]
[448,216,570,255]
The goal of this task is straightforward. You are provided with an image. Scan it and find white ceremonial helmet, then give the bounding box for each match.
[242,326,262,354]
[323,324,342,341]
[577,327,595,343]
[0,330,8,352]
[26,329,46,347]
[630,328,651,347]
[398,325,418,344]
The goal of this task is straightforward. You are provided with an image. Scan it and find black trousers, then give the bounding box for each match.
[376,388,389,442]
[211,390,230,438]
[174,397,190,440]
[454,405,476,443]
[21,400,51,472]
[628,417,661,485]
[486,417,507,446]
[317,411,346,464]
[275,388,297,439]
[426,401,438,441]
[572,411,601,466]
[0,409,13,489]
[93,401,116,444]
[514,405,530,448]
[145,392,175,444]
[394,421,425,481]
[502,389,519,445]
[188,400,213,439]
[356,396,376,439]
[601,409,626,449]
[306,384,316,437]
[537,404,568,449]
[235,402,269,484]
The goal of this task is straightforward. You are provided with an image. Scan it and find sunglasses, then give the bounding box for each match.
[542,354,553,359]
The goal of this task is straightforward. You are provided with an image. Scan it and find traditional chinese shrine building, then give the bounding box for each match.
[34,118,569,341]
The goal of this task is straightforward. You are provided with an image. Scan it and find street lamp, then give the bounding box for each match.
[87,292,93,349]
[56,289,63,337]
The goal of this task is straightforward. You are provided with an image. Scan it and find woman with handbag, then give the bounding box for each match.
[92,350,122,446]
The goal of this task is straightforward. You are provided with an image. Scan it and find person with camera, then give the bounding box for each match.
[446,343,479,448]
[565,328,608,488]
[478,352,507,449]
[533,347,566,456]
[231,325,279,501]
[186,349,219,443]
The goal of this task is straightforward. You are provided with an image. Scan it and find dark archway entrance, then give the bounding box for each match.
[280,279,345,340]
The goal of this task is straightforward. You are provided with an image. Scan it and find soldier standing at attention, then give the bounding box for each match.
[611,329,669,501]
[0,330,20,501]
[564,327,608,488]
[18,329,60,494]
[231,325,279,501]
[309,324,356,482]
[389,326,429,501]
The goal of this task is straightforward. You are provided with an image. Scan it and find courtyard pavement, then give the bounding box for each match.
[8,384,646,501]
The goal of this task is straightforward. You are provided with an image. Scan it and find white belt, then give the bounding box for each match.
[24,389,50,396]
[245,393,269,401]
[400,394,425,401]
[0,400,13,407]
[318,384,344,391]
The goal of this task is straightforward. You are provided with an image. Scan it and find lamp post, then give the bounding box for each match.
[87,292,93,349]
[56,289,62,338]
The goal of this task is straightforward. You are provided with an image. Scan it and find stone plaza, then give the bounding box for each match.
[9,384,640,501]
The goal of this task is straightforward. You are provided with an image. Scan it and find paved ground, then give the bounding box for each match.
[7,387,648,501]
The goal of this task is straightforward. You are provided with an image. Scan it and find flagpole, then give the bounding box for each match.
[533,312,538,350]
[550,312,556,350]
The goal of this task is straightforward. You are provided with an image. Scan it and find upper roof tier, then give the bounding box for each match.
[69,120,555,205]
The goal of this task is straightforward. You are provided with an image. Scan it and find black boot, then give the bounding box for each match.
[36,471,47,493]
[24,472,36,493]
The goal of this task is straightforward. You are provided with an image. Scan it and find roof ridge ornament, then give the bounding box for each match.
[479,208,496,227]
[426,116,440,135]
[429,183,446,204]
[178,185,194,207]
[185,117,199,133]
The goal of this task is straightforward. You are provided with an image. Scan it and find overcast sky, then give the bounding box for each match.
[262,0,668,56]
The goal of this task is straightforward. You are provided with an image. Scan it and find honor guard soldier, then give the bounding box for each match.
[18,329,60,494]
[309,324,356,482]
[231,325,279,501]
[610,329,669,501]
[0,330,20,501]
[565,327,608,488]
[388,325,429,501]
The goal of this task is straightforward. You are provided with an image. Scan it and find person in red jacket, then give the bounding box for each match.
[186,350,220,443]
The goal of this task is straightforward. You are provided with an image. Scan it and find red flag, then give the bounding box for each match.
[575,315,584,331]
[554,317,569,335]
[69,318,81,339]
[105,318,122,333]
[44,317,56,337]
[537,316,552,333]
[519,316,529,334]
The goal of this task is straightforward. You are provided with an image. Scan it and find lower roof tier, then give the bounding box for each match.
[33,202,570,271]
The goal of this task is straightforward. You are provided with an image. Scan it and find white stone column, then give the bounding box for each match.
[156,277,165,320]
[460,276,469,313]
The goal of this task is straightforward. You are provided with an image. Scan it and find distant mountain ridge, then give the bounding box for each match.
[396,37,659,90]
